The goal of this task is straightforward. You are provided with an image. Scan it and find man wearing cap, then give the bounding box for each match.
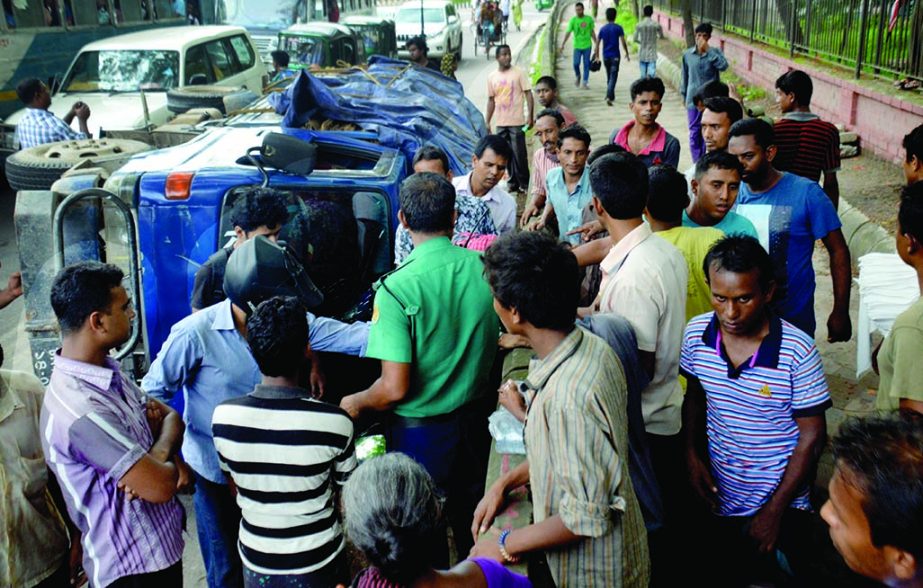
[339,173,500,564]
[142,236,368,588]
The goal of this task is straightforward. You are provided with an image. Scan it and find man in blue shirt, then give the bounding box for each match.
[270,50,296,83]
[142,236,368,588]
[14,78,91,149]
[680,23,728,163]
[532,125,593,245]
[728,118,851,341]
[593,7,630,106]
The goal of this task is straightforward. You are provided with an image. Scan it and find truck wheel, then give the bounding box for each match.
[167,85,259,115]
[4,138,151,191]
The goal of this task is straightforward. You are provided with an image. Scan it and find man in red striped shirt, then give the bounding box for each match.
[773,70,841,208]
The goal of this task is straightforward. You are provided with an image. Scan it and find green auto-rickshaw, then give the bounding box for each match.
[342,15,398,60]
[278,22,364,70]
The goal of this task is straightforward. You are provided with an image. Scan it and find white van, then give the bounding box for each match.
[6,26,265,139]
[394,0,463,60]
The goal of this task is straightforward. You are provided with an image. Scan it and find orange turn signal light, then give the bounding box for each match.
[165,172,195,200]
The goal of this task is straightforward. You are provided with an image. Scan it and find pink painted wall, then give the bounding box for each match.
[654,12,923,163]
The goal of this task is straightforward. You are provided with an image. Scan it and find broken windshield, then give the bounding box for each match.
[62,50,180,92]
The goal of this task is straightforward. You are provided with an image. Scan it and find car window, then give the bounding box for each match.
[342,39,355,64]
[395,7,443,23]
[228,35,255,69]
[184,43,215,84]
[281,35,324,66]
[62,49,180,92]
[205,38,235,79]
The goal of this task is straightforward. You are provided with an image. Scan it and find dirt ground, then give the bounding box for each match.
[658,37,907,234]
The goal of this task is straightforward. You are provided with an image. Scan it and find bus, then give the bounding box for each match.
[217,0,375,62]
[0,0,186,118]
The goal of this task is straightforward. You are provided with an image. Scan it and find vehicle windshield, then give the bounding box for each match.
[280,36,323,65]
[395,7,443,23]
[62,50,180,93]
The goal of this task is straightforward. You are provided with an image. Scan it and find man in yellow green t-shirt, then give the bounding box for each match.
[559,2,597,89]
[647,165,724,322]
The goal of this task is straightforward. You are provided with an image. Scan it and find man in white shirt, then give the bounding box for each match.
[585,151,688,580]
[452,135,518,234]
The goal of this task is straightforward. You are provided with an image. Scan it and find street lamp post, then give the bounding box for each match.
[420,0,425,38]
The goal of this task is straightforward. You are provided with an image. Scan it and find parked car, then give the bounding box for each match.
[4,26,266,141]
[394,0,463,60]
[278,22,364,69]
[342,15,398,60]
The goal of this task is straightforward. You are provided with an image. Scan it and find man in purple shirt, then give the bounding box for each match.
[41,261,190,588]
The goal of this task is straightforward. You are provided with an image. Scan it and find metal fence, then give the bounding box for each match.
[652,0,923,81]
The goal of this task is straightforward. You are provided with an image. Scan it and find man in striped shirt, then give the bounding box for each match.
[519,108,563,227]
[773,70,841,208]
[42,262,188,588]
[681,236,830,585]
[213,296,356,587]
[633,5,663,79]
[472,231,649,587]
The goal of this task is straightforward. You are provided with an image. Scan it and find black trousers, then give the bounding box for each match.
[109,561,183,588]
[496,125,530,192]
[385,398,492,566]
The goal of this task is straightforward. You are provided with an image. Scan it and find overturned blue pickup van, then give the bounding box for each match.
[15,61,485,385]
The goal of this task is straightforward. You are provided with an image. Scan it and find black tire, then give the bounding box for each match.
[4,156,69,191]
[166,85,258,115]
[5,138,151,191]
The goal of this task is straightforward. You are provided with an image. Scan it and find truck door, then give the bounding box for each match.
[15,188,144,384]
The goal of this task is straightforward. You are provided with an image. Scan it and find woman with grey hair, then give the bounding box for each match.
[342,453,531,587]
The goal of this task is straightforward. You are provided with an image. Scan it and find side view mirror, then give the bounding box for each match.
[189,73,208,85]
[261,132,317,176]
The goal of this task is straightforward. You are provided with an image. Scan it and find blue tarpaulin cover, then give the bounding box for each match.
[267,56,487,175]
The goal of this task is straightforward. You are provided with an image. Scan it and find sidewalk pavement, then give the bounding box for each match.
[551,3,876,491]
[553,3,692,171]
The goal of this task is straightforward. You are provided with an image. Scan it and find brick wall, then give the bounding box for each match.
[654,12,923,163]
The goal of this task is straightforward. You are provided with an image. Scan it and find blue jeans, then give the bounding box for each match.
[194,472,243,588]
[603,56,620,101]
[573,47,591,83]
[640,60,656,78]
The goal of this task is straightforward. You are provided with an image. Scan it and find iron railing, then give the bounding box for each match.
[652,0,923,81]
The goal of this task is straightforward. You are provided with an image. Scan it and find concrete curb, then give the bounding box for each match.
[839,200,896,257]
[656,51,682,93]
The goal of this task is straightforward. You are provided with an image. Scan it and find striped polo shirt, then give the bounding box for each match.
[679,313,831,517]
[773,112,841,183]
[212,385,357,575]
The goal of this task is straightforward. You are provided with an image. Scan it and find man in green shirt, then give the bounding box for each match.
[339,172,500,562]
[560,2,597,89]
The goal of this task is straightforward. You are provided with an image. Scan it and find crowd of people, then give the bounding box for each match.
[3,5,923,588]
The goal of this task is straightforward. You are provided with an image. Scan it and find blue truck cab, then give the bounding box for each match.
[16,124,406,383]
